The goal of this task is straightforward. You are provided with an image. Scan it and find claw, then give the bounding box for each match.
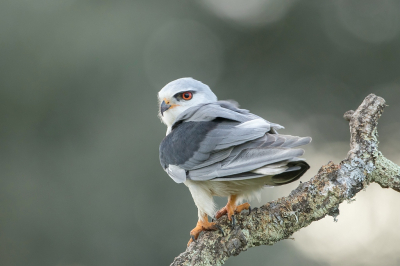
[188,235,196,246]
[248,206,252,216]
[188,214,221,246]
[216,224,225,236]
[231,215,236,229]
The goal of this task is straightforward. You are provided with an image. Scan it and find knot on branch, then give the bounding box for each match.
[343,110,355,121]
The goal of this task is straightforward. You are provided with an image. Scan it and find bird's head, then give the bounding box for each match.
[158,77,217,127]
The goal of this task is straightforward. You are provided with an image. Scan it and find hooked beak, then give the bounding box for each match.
[160,100,171,116]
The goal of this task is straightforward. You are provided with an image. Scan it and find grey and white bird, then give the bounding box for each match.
[158,77,311,246]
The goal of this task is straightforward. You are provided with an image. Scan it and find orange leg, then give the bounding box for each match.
[187,214,218,246]
[215,195,251,220]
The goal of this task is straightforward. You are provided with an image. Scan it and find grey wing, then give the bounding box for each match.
[188,133,312,185]
[160,117,274,182]
[159,101,310,184]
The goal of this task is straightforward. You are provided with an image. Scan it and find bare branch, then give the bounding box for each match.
[171,94,400,266]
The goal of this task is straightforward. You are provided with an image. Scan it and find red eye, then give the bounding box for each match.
[182,91,193,100]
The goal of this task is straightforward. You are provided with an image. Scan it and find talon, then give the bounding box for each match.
[217,196,250,230]
[188,214,220,246]
[231,215,236,229]
[187,235,196,246]
[216,224,225,236]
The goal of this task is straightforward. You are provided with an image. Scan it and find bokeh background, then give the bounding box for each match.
[1,0,400,265]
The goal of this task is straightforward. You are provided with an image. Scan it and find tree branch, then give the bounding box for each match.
[171,94,400,266]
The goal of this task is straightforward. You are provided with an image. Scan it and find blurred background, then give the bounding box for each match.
[1,0,400,265]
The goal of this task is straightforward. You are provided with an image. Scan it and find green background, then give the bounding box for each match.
[1,1,400,265]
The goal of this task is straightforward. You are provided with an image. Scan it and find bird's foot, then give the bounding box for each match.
[236,202,251,214]
[215,206,228,219]
[215,201,251,231]
[187,218,222,246]
[215,202,251,220]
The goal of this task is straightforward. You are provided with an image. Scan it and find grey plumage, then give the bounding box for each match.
[159,101,311,184]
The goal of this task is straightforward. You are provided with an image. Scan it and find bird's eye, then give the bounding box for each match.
[182,91,193,100]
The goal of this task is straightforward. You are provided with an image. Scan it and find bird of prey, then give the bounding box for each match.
[158,78,311,246]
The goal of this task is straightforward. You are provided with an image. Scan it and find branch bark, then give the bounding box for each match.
[171,94,400,266]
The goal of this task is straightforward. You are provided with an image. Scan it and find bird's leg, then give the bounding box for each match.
[215,195,236,220]
[188,214,218,246]
[215,195,251,220]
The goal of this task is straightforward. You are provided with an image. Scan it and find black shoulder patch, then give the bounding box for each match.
[159,119,221,169]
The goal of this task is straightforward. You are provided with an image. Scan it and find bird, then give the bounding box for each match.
[157,77,311,246]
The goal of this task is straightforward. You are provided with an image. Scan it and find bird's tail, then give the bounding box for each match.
[268,161,310,186]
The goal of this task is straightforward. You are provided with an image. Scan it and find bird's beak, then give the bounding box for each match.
[160,100,171,116]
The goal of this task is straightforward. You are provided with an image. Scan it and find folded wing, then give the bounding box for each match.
[159,101,311,184]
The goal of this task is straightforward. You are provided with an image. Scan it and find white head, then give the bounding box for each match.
[158,78,217,127]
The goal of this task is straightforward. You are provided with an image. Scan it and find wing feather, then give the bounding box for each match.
[159,101,311,184]
[189,148,304,181]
